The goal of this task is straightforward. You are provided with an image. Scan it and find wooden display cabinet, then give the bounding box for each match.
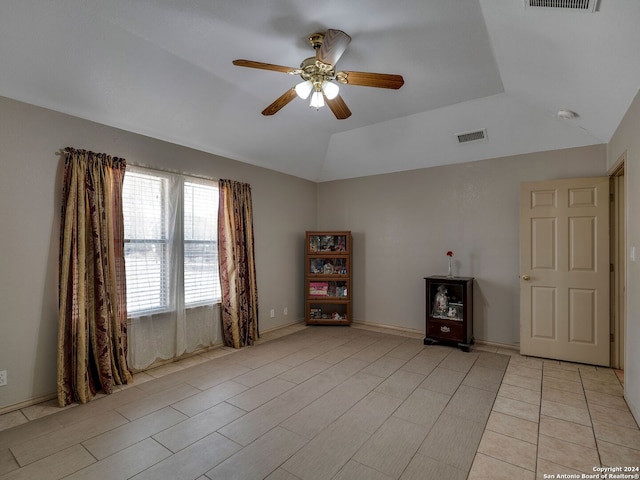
[424,276,474,352]
[305,231,351,325]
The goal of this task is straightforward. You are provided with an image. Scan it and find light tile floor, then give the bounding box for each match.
[0,324,638,479]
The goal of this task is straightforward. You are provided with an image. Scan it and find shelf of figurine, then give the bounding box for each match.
[308,235,348,253]
[309,309,347,321]
[308,258,348,276]
[309,281,349,298]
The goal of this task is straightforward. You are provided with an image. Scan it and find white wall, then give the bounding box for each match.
[317,146,607,345]
[607,89,640,424]
[0,96,317,410]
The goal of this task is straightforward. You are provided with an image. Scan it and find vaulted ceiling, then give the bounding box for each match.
[1,0,639,181]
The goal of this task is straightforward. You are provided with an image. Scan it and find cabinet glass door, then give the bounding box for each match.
[429,282,464,321]
[308,235,348,253]
[308,257,349,276]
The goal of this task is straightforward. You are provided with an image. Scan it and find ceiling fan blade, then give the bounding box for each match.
[326,94,352,120]
[317,29,351,66]
[233,59,297,74]
[261,88,298,116]
[337,71,404,89]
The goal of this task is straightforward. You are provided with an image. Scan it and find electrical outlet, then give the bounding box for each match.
[0,370,7,387]
[270,309,275,318]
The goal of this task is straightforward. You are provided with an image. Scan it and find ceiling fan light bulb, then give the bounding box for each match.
[295,80,313,99]
[309,90,325,109]
[322,81,339,100]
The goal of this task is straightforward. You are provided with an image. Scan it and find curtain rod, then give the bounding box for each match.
[59,147,125,161]
[59,148,220,182]
[127,161,220,183]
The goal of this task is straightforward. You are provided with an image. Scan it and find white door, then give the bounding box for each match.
[520,177,610,366]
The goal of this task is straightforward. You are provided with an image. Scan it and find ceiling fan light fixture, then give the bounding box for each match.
[309,90,325,109]
[295,80,313,99]
[322,81,339,100]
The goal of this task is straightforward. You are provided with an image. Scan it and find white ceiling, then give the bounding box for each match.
[1,0,639,181]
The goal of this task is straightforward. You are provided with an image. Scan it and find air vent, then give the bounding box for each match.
[456,129,487,144]
[524,0,597,11]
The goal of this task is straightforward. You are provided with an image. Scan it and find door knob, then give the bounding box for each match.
[522,274,531,281]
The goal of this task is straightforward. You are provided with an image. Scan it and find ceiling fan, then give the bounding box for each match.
[232,29,404,119]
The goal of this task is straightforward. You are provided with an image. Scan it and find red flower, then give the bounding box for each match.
[446,251,453,257]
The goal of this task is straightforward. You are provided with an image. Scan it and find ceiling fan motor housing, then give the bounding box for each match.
[299,57,335,85]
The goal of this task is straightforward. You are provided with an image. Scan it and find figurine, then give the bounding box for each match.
[310,259,322,274]
[433,285,448,317]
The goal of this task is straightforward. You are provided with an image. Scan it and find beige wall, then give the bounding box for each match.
[607,89,640,423]
[0,96,317,410]
[2,91,632,418]
[317,146,607,345]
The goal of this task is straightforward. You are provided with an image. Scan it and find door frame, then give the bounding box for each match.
[609,152,626,369]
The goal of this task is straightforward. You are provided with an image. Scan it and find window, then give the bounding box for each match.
[183,180,219,305]
[122,166,220,316]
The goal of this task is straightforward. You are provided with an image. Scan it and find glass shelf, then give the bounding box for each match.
[309,280,349,298]
[308,234,348,253]
[308,257,348,276]
[308,302,348,321]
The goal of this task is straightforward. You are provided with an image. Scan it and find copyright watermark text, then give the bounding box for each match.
[541,466,640,479]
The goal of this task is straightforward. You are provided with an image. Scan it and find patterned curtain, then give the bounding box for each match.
[218,179,259,348]
[58,148,132,407]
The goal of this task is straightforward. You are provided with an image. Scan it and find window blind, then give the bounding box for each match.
[184,180,220,305]
[122,167,220,316]
[122,171,169,314]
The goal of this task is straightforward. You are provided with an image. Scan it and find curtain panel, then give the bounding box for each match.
[218,179,259,348]
[58,148,132,407]
[123,166,222,370]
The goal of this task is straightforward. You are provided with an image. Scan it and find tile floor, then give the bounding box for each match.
[0,324,638,479]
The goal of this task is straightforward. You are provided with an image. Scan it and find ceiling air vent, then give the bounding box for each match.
[524,0,598,12]
[456,129,487,144]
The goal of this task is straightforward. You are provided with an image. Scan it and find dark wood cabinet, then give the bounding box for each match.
[424,276,474,352]
[305,231,352,325]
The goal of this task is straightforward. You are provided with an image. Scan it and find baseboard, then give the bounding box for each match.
[259,319,306,335]
[0,392,57,416]
[352,320,520,352]
[474,339,520,352]
[351,320,423,338]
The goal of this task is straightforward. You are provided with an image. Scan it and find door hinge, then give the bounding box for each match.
[610,191,615,202]
[610,263,614,273]
[610,333,615,342]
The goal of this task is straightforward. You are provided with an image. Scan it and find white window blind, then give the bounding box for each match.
[122,170,169,314]
[122,167,220,316]
[184,180,220,305]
